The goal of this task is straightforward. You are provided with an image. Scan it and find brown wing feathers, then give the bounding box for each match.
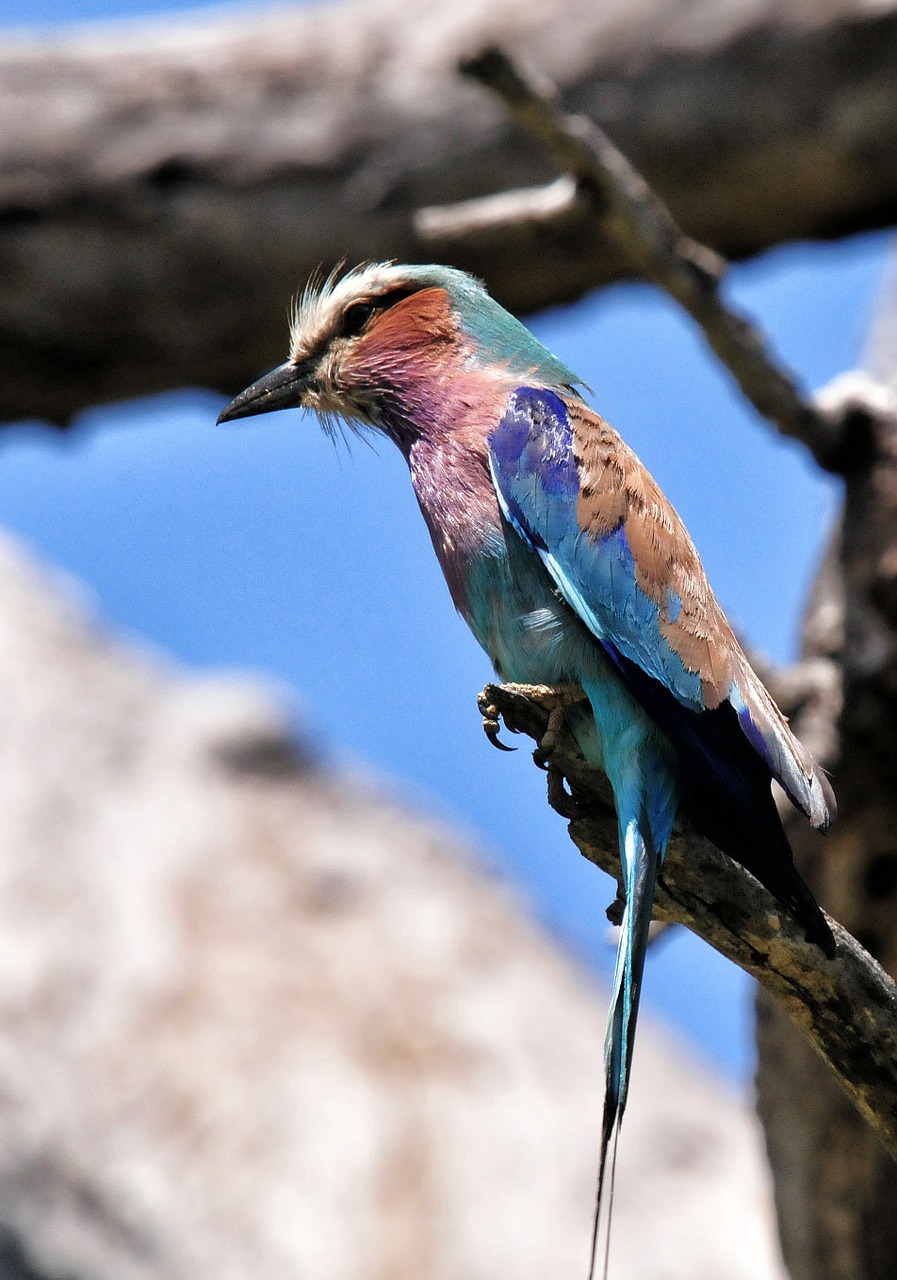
[568,400,834,830]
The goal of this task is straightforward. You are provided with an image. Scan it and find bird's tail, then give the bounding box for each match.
[589,803,662,1280]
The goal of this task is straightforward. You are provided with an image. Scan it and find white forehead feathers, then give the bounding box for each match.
[288,262,414,363]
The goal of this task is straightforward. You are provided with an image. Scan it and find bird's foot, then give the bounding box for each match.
[478,681,587,759]
[546,763,585,820]
[478,682,591,819]
[494,682,587,769]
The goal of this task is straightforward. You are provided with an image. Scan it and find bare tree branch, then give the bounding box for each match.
[753,369,897,1280]
[429,47,875,473]
[4,0,897,425]
[444,48,897,1261]
[482,681,897,1161]
[415,176,580,248]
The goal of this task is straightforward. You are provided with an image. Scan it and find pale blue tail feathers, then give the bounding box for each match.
[586,720,678,1279]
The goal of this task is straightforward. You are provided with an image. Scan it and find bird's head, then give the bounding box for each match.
[217,262,581,445]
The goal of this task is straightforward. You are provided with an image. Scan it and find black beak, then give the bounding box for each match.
[217,361,311,424]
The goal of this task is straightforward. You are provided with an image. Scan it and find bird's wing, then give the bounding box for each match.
[487,386,835,831]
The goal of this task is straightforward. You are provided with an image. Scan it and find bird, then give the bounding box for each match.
[218,261,836,1274]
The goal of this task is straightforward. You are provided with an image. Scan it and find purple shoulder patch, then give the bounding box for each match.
[490,387,579,500]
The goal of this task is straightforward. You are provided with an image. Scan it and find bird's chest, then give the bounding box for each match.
[432,504,589,685]
[408,433,591,683]
[463,537,580,683]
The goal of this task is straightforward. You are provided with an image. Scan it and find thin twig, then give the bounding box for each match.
[431,48,877,474]
[484,681,897,1160]
[416,175,579,243]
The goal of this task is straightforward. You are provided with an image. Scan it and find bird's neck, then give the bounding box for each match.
[403,373,513,617]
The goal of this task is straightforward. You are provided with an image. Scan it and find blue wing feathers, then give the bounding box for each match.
[488,385,836,1278]
[602,643,835,955]
[665,588,682,623]
[729,680,836,831]
[490,388,704,708]
[488,385,834,825]
[488,385,835,956]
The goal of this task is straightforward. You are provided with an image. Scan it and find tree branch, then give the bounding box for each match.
[427,48,877,474]
[482,681,897,1160]
[5,1,897,425]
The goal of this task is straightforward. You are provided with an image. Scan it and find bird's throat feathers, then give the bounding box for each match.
[342,288,518,612]
[306,267,583,615]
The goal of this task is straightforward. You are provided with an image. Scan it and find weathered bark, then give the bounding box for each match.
[480,671,897,1162]
[753,369,897,1280]
[3,0,897,424]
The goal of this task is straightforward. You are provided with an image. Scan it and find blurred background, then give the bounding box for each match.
[0,0,894,1276]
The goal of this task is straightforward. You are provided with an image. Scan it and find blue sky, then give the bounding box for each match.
[1,0,889,1081]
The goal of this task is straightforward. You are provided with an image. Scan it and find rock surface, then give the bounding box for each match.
[0,534,783,1279]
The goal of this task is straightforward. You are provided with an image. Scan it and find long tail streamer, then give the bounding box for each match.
[589,807,661,1280]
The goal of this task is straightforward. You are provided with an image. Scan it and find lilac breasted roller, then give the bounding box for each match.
[218,262,836,1273]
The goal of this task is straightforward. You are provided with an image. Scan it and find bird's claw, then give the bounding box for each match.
[496,682,587,767]
[477,681,587,768]
[484,718,517,752]
[477,690,517,752]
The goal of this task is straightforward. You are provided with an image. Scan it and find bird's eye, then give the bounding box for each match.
[341,302,378,337]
